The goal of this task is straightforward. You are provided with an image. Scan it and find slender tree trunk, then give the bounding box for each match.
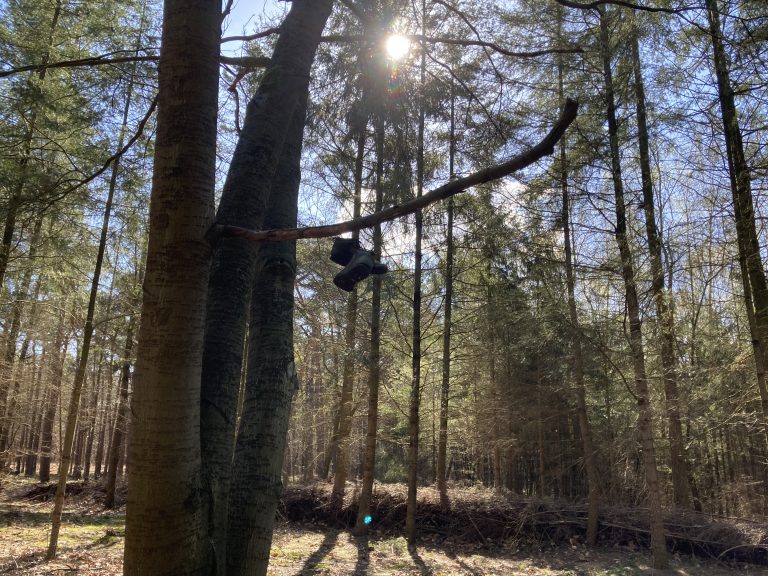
[406,13,426,544]
[437,81,456,511]
[629,29,691,509]
[47,48,142,558]
[599,9,667,568]
[199,5,333,573]
[330,131,366,512]
[123,0,219,570]
[0,215,43,464]
[559,109,600,545]
[354,122,383,536]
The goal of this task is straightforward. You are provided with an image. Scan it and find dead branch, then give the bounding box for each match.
[210,98,579,243]
[554,0,692,14]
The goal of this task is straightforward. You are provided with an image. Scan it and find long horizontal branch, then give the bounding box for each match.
[554,0,692,14]
[1,53,271,80]
[211,98,579,243]
[320,34,583,58]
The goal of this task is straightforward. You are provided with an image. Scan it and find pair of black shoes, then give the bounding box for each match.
[330,237,387,292]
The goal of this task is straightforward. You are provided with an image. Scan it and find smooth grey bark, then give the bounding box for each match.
[199,4,333,572]
[599,8,667,569]
[123,0,220,570]
[225,88,309,576]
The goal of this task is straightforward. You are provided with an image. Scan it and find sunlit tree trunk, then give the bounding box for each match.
[123,0,220,570]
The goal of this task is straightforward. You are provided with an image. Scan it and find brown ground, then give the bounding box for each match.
[0,476,765,575]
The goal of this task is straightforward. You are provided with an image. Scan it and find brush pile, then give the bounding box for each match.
[280,482,768,565]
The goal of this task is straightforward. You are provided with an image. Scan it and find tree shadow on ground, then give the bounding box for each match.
[445,547,483,575]
[353,535,370,575]
[298,529,339,575]
[409,546,434,576]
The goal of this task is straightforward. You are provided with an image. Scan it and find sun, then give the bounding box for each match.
[385,34,411,61]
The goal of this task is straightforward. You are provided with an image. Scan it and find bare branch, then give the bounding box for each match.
[0,54,158,79]
[211,99,579,243]
[319,33,581,58]
[554,0,691,15]
[41,95,159,210]
[220,27,281,43]
[219,55,271,68]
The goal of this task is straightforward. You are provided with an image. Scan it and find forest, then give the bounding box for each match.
[0,0,767,574]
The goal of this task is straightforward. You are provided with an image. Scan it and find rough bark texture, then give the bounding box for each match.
[599,9,667,569]
[123,0,220,571]
[705,0,768,432]
[199,4,333,572]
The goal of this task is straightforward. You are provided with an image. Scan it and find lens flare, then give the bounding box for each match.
[385,34,411,61]
[364,515,373,525]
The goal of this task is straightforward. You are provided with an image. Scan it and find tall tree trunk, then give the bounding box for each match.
[48,47,142,558]
[705,0,768,432]
[224,87,309,576]
[599,9,667,569]
[406,11,426,544]
[557,30,599,542]
[329,131,366,512]
[437,81,456,511]
[354,122,383,536]
[123,0,220,570]
[199,5,333,573]
[629,29,691,509]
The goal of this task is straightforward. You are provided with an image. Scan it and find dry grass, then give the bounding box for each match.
[0,476,765,575]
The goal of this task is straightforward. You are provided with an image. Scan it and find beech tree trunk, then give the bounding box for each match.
[123,0,220,570]
[199,5,333,573]
[225,87,309,576]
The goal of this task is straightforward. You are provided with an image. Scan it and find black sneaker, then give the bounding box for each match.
[334,249,374,292]
[371,261,388,275]
[330,237,359,266]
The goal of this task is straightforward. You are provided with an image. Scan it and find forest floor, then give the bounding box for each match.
[0,475,766,575]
